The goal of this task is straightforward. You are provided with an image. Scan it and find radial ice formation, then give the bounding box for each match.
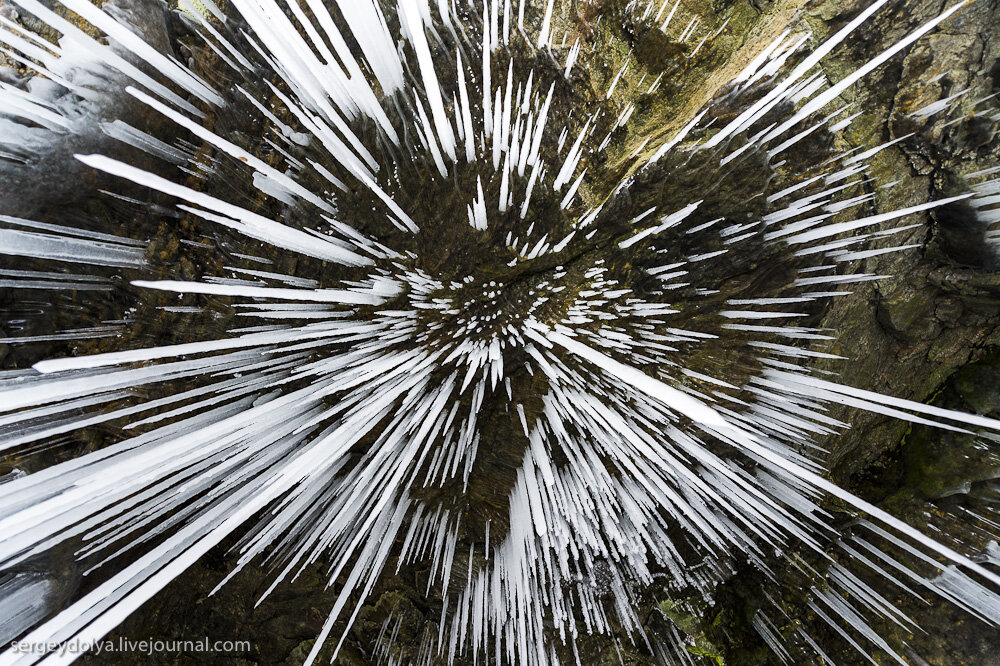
[1,0,999,664]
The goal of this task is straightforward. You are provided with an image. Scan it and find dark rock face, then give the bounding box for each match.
[1,0,998,663]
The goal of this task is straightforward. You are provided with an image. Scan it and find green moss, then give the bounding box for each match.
[176,0,214,21]
[687,644,727,665]
[658,599,726,664]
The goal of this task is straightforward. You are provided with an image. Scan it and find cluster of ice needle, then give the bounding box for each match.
[0,0,999,664]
